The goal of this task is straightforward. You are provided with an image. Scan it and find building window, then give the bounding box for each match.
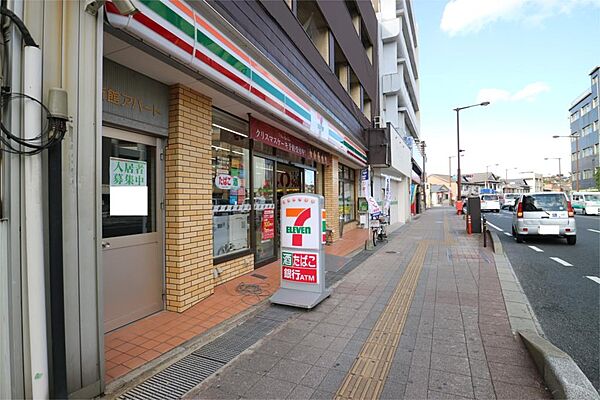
[363,93,372,120]
[570,111,579,122]
[297,1,331,65]
[593,97,598,109]
[211,109,250,258]
[349,69,361,109]
[345,0,372,63]
[581,103,591,116]
[593,75,599,86]
[334,40,350,90]
[338,164,356,222]
[582,124,592,137]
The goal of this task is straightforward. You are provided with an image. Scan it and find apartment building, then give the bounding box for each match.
[569,66,599,190]
[0,0,378,397]
[368,0,421,225]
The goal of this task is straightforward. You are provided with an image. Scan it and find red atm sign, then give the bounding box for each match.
[281,251,318,284]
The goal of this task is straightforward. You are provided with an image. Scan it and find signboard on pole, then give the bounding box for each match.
[270,193,331,308]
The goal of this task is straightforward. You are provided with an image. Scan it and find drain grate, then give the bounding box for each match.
[251,273,267,280]
[119,355,224,400]
[386,251,398,254]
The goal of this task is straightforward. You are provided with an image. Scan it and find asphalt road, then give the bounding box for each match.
[483,210,600,389]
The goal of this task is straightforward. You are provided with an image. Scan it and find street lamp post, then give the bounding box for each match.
[448,155,455,204]
[504,167,517,194]
[454,102,490,205]
[448,153,464,205]
[553,134,580,191]
[485,163,499,189]
[544,157,562,177]
[505,167,517,181]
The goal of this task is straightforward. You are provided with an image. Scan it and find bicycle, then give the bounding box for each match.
[371,215,389,246]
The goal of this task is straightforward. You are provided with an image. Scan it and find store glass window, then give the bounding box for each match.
[338,164,356,222]
[212,109,250,258]
[305,169,316,193]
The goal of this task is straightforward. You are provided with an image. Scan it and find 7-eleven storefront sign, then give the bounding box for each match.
[270,194,330,309]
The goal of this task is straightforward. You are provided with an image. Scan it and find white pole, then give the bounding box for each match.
[23,45,49,399]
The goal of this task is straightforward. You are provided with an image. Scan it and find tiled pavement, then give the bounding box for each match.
[104,227,368,383]
[185,208,550,399]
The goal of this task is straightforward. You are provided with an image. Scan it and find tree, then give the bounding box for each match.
[595,167,600,190]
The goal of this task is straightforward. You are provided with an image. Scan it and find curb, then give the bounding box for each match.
[491,249,544,335]
[487,230,503,255]
[519,331,600,400]
[488,232,599,399]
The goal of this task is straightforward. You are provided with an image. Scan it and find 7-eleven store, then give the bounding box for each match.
[95,0,368,392]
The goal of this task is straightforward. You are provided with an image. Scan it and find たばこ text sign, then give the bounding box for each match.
[281,251,318,284]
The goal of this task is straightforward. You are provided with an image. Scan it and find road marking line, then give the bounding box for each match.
[586,276,600,285]
[528,246,544,252]
[550,257,573,267]
[486,222,504,232]
[503,232,512,236]
[588,229,600,234]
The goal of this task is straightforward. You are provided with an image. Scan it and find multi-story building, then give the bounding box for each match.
[0,0,377,397]
[367,0,421,225]
[569,66,599,190]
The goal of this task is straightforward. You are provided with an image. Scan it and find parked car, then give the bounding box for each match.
[502,193,520,211]
[512,192,576,245]
[480,194,500,213]
[571,192,600,215]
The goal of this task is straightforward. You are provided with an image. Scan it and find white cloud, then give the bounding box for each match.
[476,82,550,103]
[441,0,600,36]
[476,88,511,103]
[512,82,550,101]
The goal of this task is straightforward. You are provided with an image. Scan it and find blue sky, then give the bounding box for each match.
[413,0,600,178]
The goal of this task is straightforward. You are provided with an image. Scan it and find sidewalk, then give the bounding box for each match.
[104,226,368,384]
[180,208,550,400]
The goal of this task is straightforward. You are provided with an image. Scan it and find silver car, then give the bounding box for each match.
[512,192,576,245]
[502,193,520,210]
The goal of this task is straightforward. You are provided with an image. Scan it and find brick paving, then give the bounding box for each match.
[104,226,367,383]
[186,208,550,399]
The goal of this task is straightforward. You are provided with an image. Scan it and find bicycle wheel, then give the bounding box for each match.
[372,229,377,247]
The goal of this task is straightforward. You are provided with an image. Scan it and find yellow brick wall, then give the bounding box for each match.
[214,254,254,286]
[324,156,340,241]
[165,85,214,312]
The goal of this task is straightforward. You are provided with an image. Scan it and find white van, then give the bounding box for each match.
[480,194,501,213]
[571,192,600,215]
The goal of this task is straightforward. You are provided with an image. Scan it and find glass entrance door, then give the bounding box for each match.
[253,157,276,264]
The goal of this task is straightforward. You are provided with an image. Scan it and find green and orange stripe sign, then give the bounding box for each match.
[105,0,368,165]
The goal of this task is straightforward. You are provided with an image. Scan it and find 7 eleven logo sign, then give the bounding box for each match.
[285,208,312,246]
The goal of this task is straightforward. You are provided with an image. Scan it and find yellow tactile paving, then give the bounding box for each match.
[335,241,429,400]
[444,214,455,244]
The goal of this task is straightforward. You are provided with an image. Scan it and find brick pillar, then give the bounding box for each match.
[324,156,340,241]
[165,85,214,312]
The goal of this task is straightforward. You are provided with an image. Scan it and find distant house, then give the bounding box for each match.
[501,178,530,194]
[461,172,501,196]
[428,184,450,206]
[428,174,456,203]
